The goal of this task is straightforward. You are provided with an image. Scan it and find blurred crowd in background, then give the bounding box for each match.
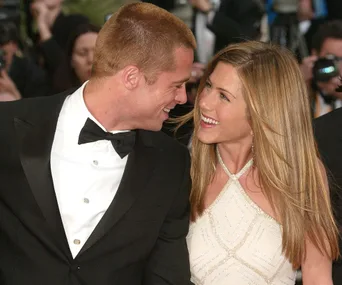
[0,0,341,122]
[0,0,341,121]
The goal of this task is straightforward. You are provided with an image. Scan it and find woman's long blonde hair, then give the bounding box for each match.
[179,41,339,268]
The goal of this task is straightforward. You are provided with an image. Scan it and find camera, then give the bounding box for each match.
[312,55,341,82]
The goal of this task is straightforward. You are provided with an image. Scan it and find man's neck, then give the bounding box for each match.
[83,79,135,131]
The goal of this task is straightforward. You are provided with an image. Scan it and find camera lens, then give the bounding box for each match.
[313,57,339,82]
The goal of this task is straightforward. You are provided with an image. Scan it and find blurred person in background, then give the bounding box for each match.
[269,0,314,60]
[325,0,342,21]
[190,0,264,55]
[189,0,219,64]
[52,23,100,93]
[300,20,342,117]
[0,21,48,101]
[304,0,342,52]
[30,0,89,76]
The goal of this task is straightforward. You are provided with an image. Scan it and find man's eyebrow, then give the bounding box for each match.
[173,77,190,84]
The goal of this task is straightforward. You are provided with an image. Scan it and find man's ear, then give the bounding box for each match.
[121,65,142,90]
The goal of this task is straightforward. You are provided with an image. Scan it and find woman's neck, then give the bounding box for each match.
[216,142,253,174]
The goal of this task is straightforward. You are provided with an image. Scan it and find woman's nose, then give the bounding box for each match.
[199,90,215,111]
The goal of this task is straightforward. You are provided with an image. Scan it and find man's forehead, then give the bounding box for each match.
[321,38,342,56]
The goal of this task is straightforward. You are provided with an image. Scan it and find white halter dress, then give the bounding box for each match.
[187,153,296,285]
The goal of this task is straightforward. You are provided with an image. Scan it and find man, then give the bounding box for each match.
[314,81,342,285]
[300,20,342,117]
[0,3,196,284]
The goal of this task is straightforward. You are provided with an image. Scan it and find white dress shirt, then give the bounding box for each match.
[315,94,342,118]
[51,82,128,258]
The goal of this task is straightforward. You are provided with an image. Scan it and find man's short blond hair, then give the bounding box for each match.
[92,2,196,82]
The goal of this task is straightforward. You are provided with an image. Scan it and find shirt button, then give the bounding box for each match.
[83,198,90,204]
[92,160,98,166]
[73,239,81,245]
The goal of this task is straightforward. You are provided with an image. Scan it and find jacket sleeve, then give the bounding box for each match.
[143,149,193,285]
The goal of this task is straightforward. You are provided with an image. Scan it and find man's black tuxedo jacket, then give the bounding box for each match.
[314,108,342,283]
[0,92,192,285]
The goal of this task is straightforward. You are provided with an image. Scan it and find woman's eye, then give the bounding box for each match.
[219,93,230,102]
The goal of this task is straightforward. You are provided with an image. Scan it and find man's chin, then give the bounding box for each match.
[144,123,163,132]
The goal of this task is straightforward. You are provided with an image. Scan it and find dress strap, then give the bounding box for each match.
[216,147,253,180]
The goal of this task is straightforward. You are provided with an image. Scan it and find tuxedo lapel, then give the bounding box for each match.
[79,130,160,256]
[14,93,72,260]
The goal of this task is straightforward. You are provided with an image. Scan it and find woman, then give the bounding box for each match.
[52,23,100,93]
[181,41,339,284]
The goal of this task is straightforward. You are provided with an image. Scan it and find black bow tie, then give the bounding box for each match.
[78,118,136,158]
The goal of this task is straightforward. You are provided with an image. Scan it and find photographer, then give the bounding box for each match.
[0,22,49,99]
[300,20,342,117]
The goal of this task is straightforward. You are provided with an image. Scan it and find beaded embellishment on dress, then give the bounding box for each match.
[187,148,296,285]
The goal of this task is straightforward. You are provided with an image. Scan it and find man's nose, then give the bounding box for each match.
[176,84,187,105]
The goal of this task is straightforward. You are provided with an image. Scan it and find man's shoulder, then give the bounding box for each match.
[138,129,189,154]
[314,108,342,136]
[0,98,33,120]
[0,91,70,123]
